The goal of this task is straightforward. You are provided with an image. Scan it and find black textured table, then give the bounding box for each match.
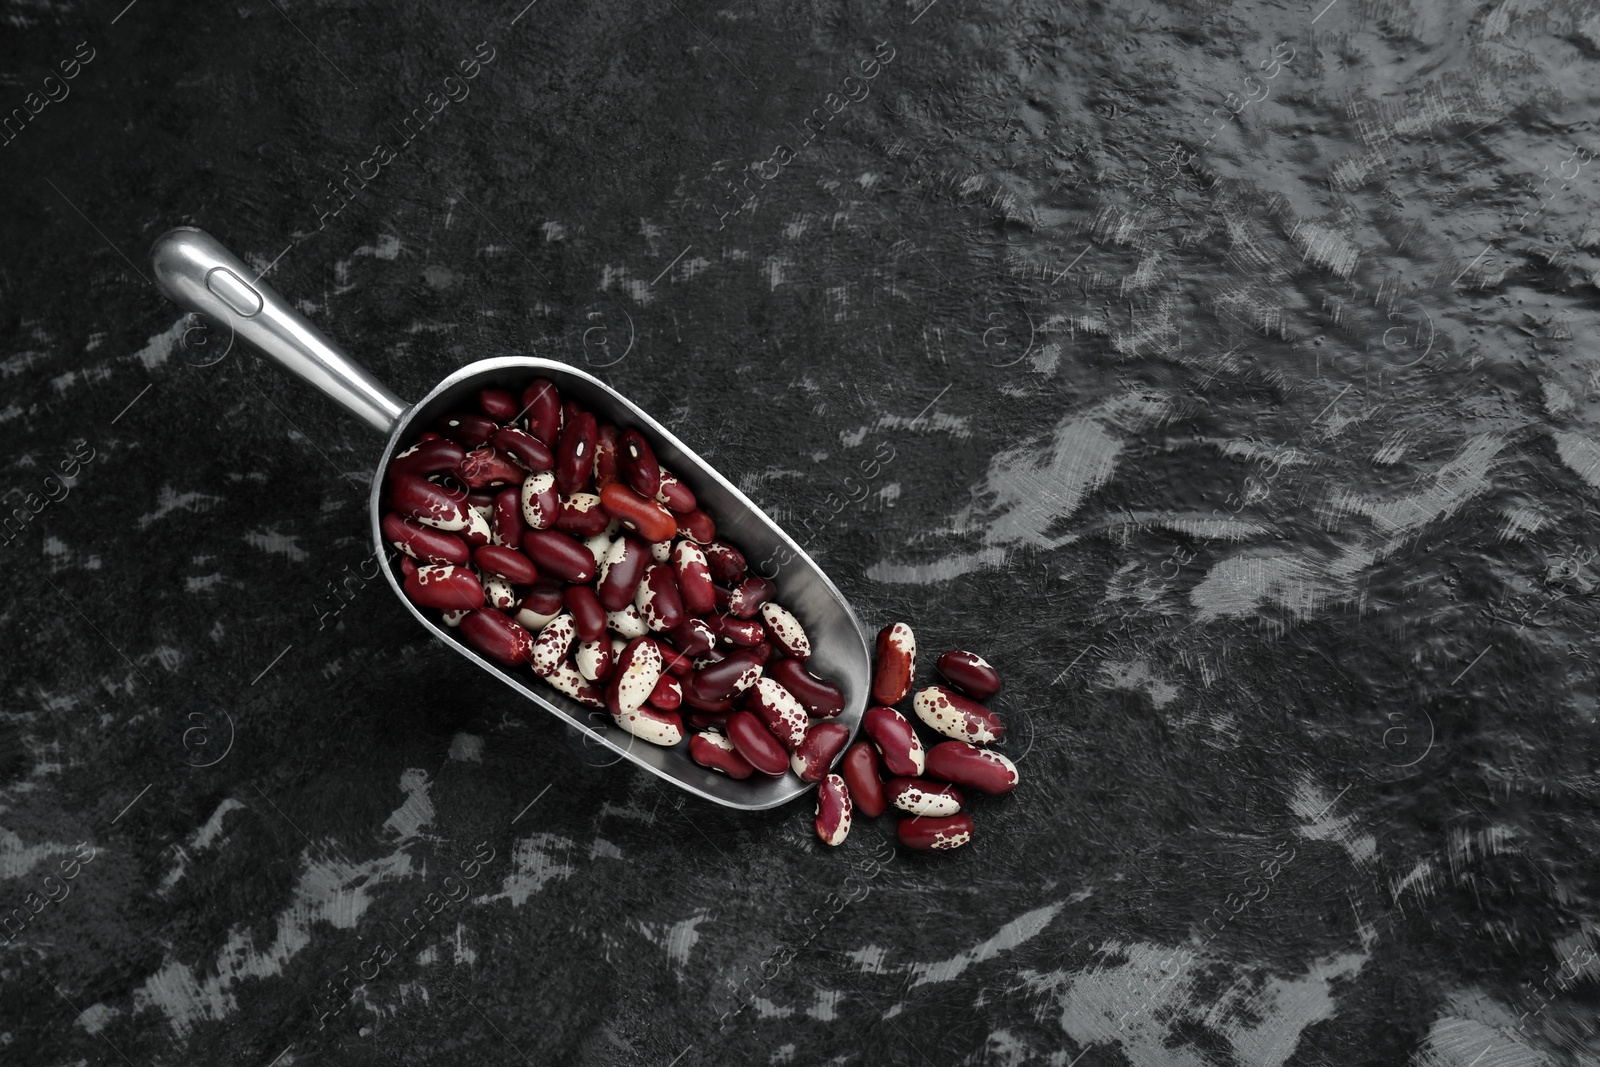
[5,0,1600,1064]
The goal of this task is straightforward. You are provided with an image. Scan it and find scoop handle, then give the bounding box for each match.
[149,227,407,435]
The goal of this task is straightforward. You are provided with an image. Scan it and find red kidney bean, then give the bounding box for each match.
[555,409,598,495]
[689,649,764,703]
[746,677,809,752]
[682,677,737,714]
[607,603,648,640]
[667,616,715,657]
[872,623,916,705]
[456,447,525,489]
[839,742,886,817]
[399,555,418,581]
[686,709,731,731]
[597,535,650,612]
[576,638,615,683]
[613,704,684,747]
[491,487,526,548]
[635,563,684,632]
[473,544,537,585]
[619,428,661,498]
[935,650,1002,700]
[546,660,604,707]
[815,774,852,846]
[790,721,849,783]
[562,585,606,642]
[661,646,696,677]
[689,731,754,778]
[383,513,470,565]
[390,438,467,481]
[531,613,577,677]
[520,471,559,530]
[522,529,595,583]
[521,379,562,447]
[758,602,810,659]
[655,469,697,514]
[647,673,683,712]
[913,685,1004,745]
[479,387,520,422]
[607,636,664,716]
[392,474,471,531]
[459,609,534,666]
[924,741,1018,795]
[492,427,555,472]
[676,508,716,545]
[417,431,443,442]
[726,710,788,776]
[707,613,764,648]
[897,813,974,851]
[692,649,727,671]
[885,778,964,817]
[720,575,774,619]
[466,489,497,509]
[403,564,485,612]
[435,412,498,448]
[704,541,747,584]
[517,580,565,617]
[593,423,621,490]
[863,705,925,777]
[599,482,678,543]
[515,599,562,632]
[482,574,518,611]
[670,541,716,615]
[765,658,844,718]
[556,492,610,537]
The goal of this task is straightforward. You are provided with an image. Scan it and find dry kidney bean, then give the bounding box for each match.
[491,426,555,472]
[520,471,559,530]
[384,514,470,565]
[647,673,683,712]
[404,564,483,611]
[390,438,466,481]
[707,613,764,648]
[491,487,526,548]
[758,602,810,659]
[726,710,789,777]
[690,731,753,778]
[838,743,886,817]
[863,705,925,777]
[814,774,852,846]
[924,741,1019,795]
[482,574,517,611]
[689,649,764,703]
[676,508,716,545]
[607,637,664,717]
[635,563,684,632]
[670,542,716,615]
[599,482,678,543]
[593,423,621,490]
[597,536,649,611]
[872,623,916,705]
[650,540,673,563]
[766,659,844,718]
[613,704,684,746]
[563,585,607,642]
[935,650,1001,700]
[584,529,616,568]
[522,529,596,583]
[897,813,974,851]
[556,492,610,537]
[546,660,604,707]
[703,541,746,584]
[555,409,598,495]
[885,778,964,817]
[746,678,809,752]
[436,413,498,448]
[576,639,614,684]
[720,575,774,619]
[655,470,696,514]
[474,544,537,585]
[668,616,716,657]
[660,646,695,677]
[620,428,661,498]
[686,709,730,731]
[607,604,648,639]
[461,509,493,548]
[913,686,1004,745]
[531,613,577,677]
[479,388,520,423]
[459,609,534,666]
[392,474,471,531]
[790,721,849,783]
[520,380,562,446]
[457,447,524,489]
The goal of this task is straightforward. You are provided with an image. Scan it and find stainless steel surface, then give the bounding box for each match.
[149,227,407,435]
[149,227,870,810]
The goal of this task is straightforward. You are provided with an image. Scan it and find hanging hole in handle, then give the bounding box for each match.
[205,267,264,317]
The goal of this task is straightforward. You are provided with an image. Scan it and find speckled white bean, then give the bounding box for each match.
[758,602,810,659]
[531,613,577,677]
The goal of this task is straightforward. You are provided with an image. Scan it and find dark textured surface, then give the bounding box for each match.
[6,0,1600,1063]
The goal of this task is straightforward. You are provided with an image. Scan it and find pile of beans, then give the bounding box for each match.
[816,626,1015,852]
[382,379,855,796]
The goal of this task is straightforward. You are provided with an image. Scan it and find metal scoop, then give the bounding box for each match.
[149,227,870,810]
